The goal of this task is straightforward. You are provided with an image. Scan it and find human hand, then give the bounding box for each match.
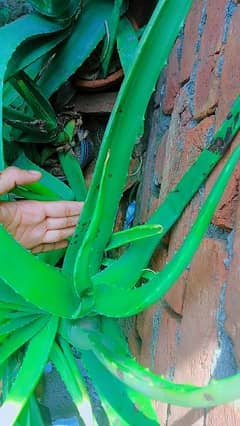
[0,167,83,253]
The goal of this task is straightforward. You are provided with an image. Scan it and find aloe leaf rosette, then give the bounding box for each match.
[1,0,240,424]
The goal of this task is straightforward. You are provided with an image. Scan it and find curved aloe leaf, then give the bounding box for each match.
[95,94,240,287]
[0,316,49,366]
[16,395,46,426]
[0,278,40,311]
[0,13,65,171]
[65,320,240,409]
[0,226,80,318]
[81,351,159,426]
[72,152,111,295]
[105,224,163,251]
[51,340,95,425]
[0,314,40,337]
[58,150,87,202]
[5,30,70,82]
[101,0,124,77]
[0,316,58,424]
[11,71,57,138]
[13,152,75,201]
[117,17,139,75]
[61,317,159,425]
[94,143,240,316]
[89,330,240,408]
[29,0,81,20]
[63,0,194,278]
[39,0,114,98]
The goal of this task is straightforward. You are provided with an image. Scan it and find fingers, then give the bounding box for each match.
[32,240,69,254]
[0,167,41,195]
[44,201,83,218]
[46,215,79,230]
[43,226,76,244]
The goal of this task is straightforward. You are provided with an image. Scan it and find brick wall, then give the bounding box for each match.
[129,1,240,424]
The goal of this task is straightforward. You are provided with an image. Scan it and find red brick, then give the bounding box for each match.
[164,205,195,315]
[194,55,220,120]
[159,98,213,202]
[168,238,228,425]
[216,7,240,127]
[180,0,203,84]
[203,8,240,229]
[184,115,215,162]
[199,0,225,57]
[163,39,181,115]
[162,116,215,314]
[225,197,240,363]
[193,0,226,119]
[205,133,240,230]
[136,304,161,368]
[154,309,179,425]
[206,405,240,426]
[158,88,190,200]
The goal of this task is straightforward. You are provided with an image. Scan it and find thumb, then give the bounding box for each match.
[0,166,42,195]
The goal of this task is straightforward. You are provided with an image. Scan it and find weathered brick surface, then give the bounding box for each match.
[194,55,220,120]
[163,116,215,314]
[205,134,240,230]
[158,87,190,200]
[133,1,240,424]
[205,7,240,229]
[225,196,240,363]
[180,0,203,84]
[153,309,179,425]
[206,405,240,426]
[168,238,228,425]
[163,39,181,115]
[216,6,240,127]
[193,0,226,119]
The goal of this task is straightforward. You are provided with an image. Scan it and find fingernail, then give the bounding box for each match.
[29,170,41,176]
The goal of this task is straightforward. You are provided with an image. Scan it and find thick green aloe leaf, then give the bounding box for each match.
[105,224,163,251]
[0,13,65,171]
[0,226,80,318]
[61,317,159,425]
[0,278,39,312]
[0,316,49,366]
[39,0,114,98]
[0,314,40,337]
[101,0,124,77]
[64,0,194,278]
[15,395,46,426]
[95,93,240,287]
[58,150,87,202]
[0,316,58,424]
[11,71,57,137]
[81,351,159,426]
[65,319,240,409]
[13,152,74,201]
[94,143,240,317]
[117,17,139,74]
[89,330,240,408]
[5,30,69,82]
[29,0,81,20]
[28,396,47,426]
[51,340,95,425]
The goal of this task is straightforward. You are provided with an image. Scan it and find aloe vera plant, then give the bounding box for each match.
[1,0,240,424]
